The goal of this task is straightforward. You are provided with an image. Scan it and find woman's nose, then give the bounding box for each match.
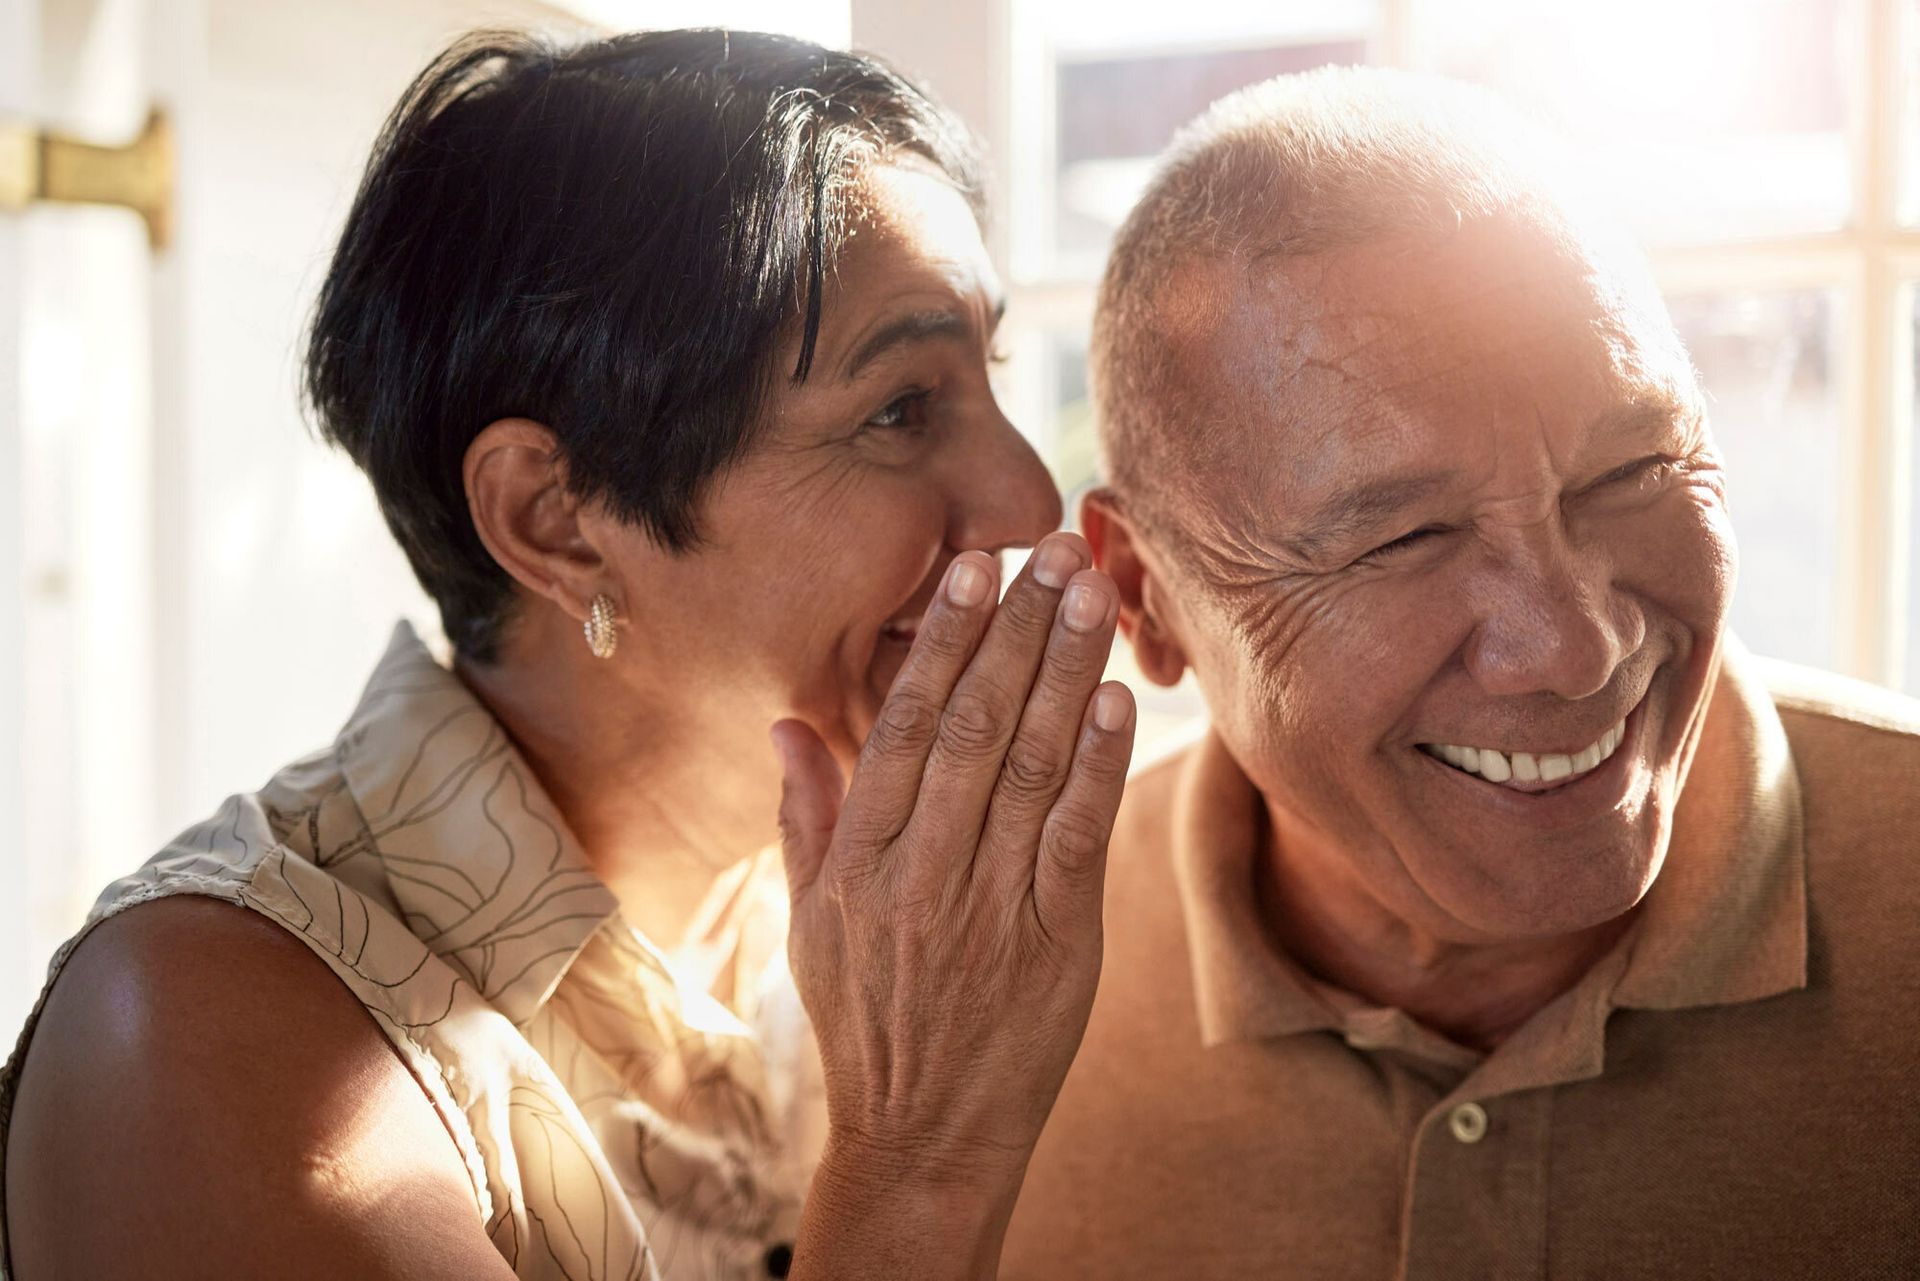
[1463,528,1646,701]
[947,407,1065,553]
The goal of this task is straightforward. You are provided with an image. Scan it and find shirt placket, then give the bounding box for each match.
[1399,1087,1553,1280]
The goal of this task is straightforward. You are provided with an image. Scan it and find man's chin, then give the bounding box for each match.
[1400,829,1662,941]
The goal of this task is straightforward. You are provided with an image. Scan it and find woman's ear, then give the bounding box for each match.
[463,418,605,621]
[1080,488,1190,689]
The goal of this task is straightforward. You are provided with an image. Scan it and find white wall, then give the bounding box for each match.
[16,0,158,1051]
[850,0,1009,263]
[145,0,516,840]
[9,0,525,1045]
[1,0,39,1045]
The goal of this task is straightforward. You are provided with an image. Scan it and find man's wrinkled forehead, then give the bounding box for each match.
[1145,221,1691,480]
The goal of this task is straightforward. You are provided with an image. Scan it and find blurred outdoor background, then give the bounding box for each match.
[2,0,1917,1037]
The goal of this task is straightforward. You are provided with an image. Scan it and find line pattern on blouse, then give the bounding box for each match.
[0,622,809,1281]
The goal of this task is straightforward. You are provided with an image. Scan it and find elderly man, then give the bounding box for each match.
[1001,68,1920,1278]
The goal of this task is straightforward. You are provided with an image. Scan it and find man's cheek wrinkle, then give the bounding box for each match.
[1229,576,1346,679]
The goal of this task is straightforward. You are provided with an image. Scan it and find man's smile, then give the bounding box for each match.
[1419,713,1628,789]
[1408,695,1654,824]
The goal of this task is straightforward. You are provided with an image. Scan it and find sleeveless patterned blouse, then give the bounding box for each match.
[0,623,825,1280]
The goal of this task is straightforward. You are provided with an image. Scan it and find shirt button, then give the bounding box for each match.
[1447,1101,1489,1144]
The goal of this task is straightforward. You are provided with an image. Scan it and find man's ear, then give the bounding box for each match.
[463,418,608,623]
[1080,488,1189,688]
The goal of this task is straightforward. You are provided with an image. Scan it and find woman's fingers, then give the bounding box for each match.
[771,718,847,907]
[971,567,1119,904]
[783,538,1134,1251]
[1031,680,1135,939]
[902,533,1092,868]
[833,552,999,869]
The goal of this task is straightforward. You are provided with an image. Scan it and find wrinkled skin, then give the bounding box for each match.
[1093,218,1737,1039]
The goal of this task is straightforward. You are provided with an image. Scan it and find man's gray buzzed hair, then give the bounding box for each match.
[1091,65,1632,536]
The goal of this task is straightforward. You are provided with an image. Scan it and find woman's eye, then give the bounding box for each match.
[1360,525,1447,563]
[866,388,934,432]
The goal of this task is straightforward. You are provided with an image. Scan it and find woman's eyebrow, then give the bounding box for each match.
[842,296,1006,381]
[844,309,972,379]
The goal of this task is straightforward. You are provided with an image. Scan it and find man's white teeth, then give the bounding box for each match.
[1423,720,1626,789]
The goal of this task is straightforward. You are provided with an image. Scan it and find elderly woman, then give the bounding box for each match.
[0,29,1135,1281]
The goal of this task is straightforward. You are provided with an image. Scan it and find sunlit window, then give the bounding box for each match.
[1010,0,1381,279]
[1668,290,1843,671]
[1415,0,1853,246]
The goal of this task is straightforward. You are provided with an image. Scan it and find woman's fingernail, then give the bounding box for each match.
[947,558,989,607]
[1032,536,1084,588]
[1094,685,1130,732]
[1063,581,1108,632]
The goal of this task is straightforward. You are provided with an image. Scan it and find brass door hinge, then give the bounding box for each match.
[0,108,172,251]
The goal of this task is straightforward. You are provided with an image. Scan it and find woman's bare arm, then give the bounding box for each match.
[4,896,516,1280]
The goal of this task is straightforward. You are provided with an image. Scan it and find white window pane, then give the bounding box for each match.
[1415,0,1853,246]
[1045,330,1096,502]
[1016,2,1382,278]
[1667,289,1843,670]
[1023,325,1205,747]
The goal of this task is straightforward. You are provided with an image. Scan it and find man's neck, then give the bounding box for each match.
[1253,813,1639,1054]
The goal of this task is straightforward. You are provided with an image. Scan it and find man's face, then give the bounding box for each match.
[1129,220,1737,943]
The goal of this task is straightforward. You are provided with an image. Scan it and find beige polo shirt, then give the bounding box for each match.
[1002,646,1920,1278]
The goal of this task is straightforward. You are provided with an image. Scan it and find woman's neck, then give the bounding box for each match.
[454,640,782,951]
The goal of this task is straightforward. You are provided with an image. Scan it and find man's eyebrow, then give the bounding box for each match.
[1284,470,1456,560]
[1272,395,1698,560]
[842,296,1007,381]
[1587,392,1697,439]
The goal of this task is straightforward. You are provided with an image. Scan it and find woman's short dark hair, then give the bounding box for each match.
[304,29,983,661]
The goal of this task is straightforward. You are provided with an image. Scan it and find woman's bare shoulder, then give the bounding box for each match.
[4,896,515,1280]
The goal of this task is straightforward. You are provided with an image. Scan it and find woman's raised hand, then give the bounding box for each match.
[772,531,1134,1280]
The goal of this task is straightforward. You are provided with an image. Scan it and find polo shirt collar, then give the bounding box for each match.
[1173,727,1342,1047]
[1173,639,1809,1074]
[333,621,621,1027]
[1610,639,1808,1011]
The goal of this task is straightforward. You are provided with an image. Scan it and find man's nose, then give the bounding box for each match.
[1462,527,1645,701]
[946,406,1065,553]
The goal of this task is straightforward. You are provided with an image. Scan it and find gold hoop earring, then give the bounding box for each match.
[584,593,618,659]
